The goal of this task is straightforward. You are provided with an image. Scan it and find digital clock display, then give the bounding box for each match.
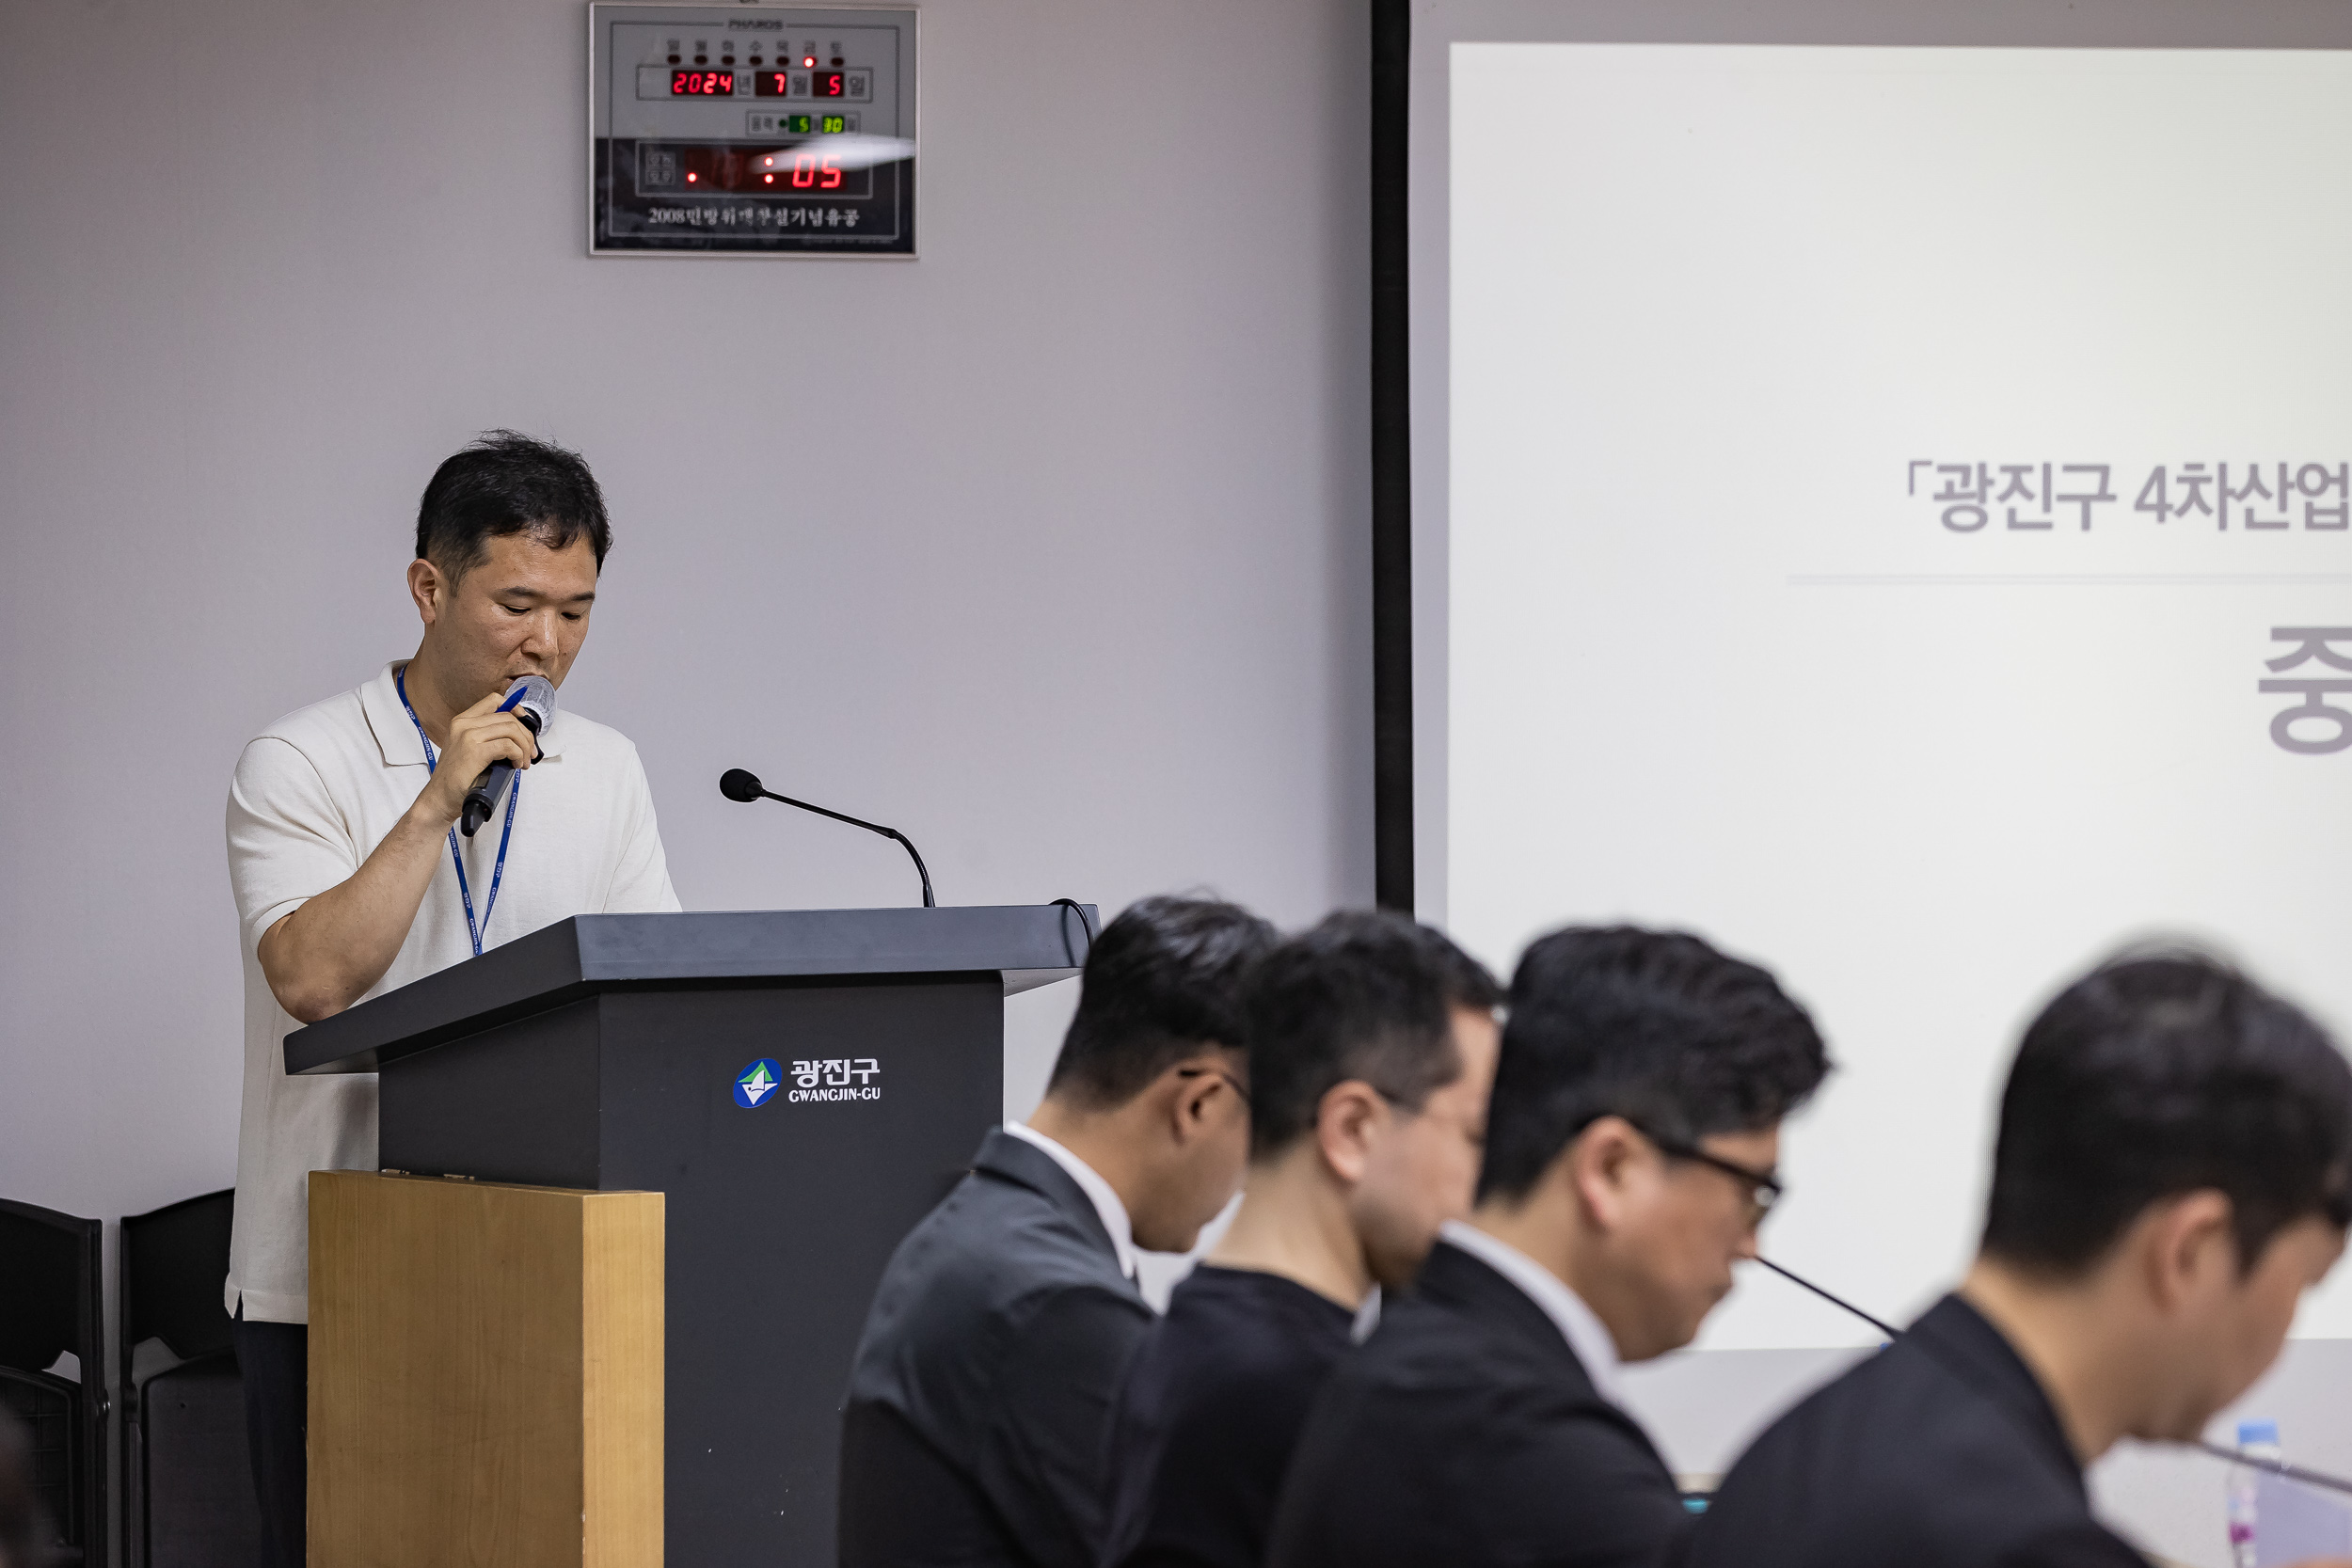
[594,7,915,258]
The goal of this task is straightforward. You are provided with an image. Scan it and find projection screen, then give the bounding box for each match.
[1397,3,2352,1351]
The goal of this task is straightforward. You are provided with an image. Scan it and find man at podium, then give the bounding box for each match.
[220,432,679,1568]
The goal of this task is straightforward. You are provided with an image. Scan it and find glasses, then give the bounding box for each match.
[1177,1066,1251,1107]
[1630,1123,1784,1227]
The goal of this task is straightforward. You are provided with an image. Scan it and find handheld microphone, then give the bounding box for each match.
[460,674,556,838]
[1756,1255,2352,1499]
[720,768,936,907]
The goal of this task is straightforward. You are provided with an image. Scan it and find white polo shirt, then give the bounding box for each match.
[223,661,680,1323]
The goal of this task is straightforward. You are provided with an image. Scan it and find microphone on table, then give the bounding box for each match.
[720,768,936,907]
[1756,1254,2352,1499]
[459,674,556,838]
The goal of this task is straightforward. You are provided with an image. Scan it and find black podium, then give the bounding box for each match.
[287,905,1094,1565]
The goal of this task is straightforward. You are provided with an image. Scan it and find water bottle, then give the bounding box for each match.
[2229,1418,2281,1568]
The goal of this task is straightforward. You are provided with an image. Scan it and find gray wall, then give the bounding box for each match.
[0,0,1370,1363]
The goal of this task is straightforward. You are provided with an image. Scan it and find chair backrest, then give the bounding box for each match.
[0,1197,104,1564]
[119,1192,235,1365]
[0,1199,98,1379]
[118,1190,239,1568]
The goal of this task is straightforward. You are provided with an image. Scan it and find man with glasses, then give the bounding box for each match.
[1101,911,1502,1568]
[1266,926,1829,1568]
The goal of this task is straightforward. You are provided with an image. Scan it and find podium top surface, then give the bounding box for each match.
[286,905,1096,1076]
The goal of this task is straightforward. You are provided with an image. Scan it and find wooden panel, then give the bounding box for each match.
[581,1192,663,1567]
[309,1172,662,1568]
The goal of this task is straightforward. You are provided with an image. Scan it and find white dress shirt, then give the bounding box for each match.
[1438,1218,1625,1404]
[1004,1120,1140,1283]
[223,660,679,1323]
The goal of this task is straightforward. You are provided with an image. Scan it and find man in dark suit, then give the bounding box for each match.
[1101,911,1503,1568]
[1688,950,2352,1568]
[1266,927,1831,1568]
[838,895,1279,1568]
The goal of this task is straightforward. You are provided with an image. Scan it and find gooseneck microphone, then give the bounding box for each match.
[720,768,936,907]
[1754,1257,1899,1338]
[460,674,556,838]
[1757,1255,2352,1499]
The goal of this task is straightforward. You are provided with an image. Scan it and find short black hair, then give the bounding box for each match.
[1043,895,1279,1109]
[1244,911,1503,1159]
[1479,926,1830,1203]
[1982,949,2352,1276]
[415,430,612,578]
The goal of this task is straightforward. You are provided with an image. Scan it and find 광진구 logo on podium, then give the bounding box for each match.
[734,1058,782,1108]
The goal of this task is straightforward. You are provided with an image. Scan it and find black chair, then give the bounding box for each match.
[0,1197,105,1566]
[119,1190,261,1568]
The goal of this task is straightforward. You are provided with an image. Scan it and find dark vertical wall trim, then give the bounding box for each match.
[1371,0,1415,911]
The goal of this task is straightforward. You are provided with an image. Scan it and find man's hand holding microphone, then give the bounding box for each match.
[418,674,554,838]
[413,684,542,831]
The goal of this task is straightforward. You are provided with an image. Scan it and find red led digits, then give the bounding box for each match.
[671,70,734,96]
[813,71,844,97]
[650,143,868,201]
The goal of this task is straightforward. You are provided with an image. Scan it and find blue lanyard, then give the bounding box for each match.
[394,667,518,958]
